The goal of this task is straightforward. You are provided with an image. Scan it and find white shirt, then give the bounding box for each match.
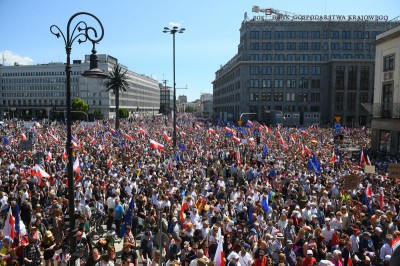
[238,251,253,266]
[349,234,359,253]
[321,227,334,243]
[380,242,392,261]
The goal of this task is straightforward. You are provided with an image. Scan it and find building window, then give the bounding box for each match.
[286,93,295,101]
[262,42,272,50]
[299,31,308,38]
[287,66,296,75]
[384,54,395,71]
[299,42,308,50]
[262,31,271,39]
[274,54,285,61]
[274,66,284,75]
[287,31,296,38]
[250,54,260,61]
[262,54,272,61]
[250,42,260,50]
[335,92,344,111]
[250,66,260,75]
[261,79,271,88]
[342,31,351,39]
[311,79,321,89]
[342,42,352,50]
[274,42,284,50]
[299,66,309,75]
[335,66,345,90]
[250,79,259,88]
[249,93,259,101]
[311,93,320,102]
[310,106,320,112]
[250,31,260,39]
[262,66,272,75]
[382,83,393,117]
[274,79,284,88]
[348,66,357,90]
[311,66,321,75]
[286,79,296,88]
[331,42,340,50]
[347,92,356,111]
[287,42,296,50]
[330,31,339,39]
[274,31,284,38]
[274,92,283,101]
[360,66,369,90]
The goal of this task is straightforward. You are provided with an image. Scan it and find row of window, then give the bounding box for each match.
[249,79,321,89]
[249,30,380,40]
[384,54,395,71]
[3,98,103,106]
[250,66,321,75]
[1,71,80,77]
[248,53,373,61]
[1,85,78,91]
[249,41,373,51]
[1,77,78,84]
[249,92,320,102]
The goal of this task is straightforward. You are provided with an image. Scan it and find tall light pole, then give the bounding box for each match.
[50,12,107,261]
[163,25,185,148]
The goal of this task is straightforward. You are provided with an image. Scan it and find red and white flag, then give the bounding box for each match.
[20,133,27,141]
[224,127,232,133]
[139,128,147,134]
[331,149,336,164]
[3,208,15,240]
[50,133,59,143]
[73,157,80,173]
[213,235,225,266]
[360,150,366,166]
[379,188,384,209]
[125,134,133,141]
[149,139,164,151]
[179,197,189,223]
[162,132,171,142]
[232,136,241,143]
[367,155,372,166]
[366,183,373,198]
[208,128,216,134]
[264,125,271,133]
[237,148,241,165]
[34,164,50,178]
[62,149,67,161]
[107,158,113,167]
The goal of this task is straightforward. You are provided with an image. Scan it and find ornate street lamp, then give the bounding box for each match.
[50,12,107,261]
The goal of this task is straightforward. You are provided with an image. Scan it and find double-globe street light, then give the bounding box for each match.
[163,26,185,148]
[50,12,108,260]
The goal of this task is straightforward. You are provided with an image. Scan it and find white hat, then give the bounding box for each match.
[384,255,391,261]
[227,252,240,260]
[375,227,383,233]
[307,250,313,255]
[319,260,334,266]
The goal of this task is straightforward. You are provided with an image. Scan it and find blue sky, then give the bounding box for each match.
[0,0,399,101]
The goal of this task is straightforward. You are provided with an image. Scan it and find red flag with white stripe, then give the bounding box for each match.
[3,208,15,240]
[149,139,164,151]
[73,157,80,173]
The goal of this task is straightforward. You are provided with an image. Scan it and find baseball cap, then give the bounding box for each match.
[243,243,250,249]
[375,227,383,233]
[286,240,293,245]
[307,250,313,255]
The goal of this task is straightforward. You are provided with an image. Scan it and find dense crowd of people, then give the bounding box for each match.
[0,114,399,266]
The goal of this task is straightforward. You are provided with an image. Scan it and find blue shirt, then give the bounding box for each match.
[114,203,124,220]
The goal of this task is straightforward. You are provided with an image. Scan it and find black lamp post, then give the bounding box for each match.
[50,12,107,260]
[163,26,185,148]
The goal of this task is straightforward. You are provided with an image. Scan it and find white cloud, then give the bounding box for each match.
[168,22,183,28]
[0,50,34,66]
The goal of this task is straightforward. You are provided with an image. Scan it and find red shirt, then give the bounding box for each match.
[303,257,317,266]
[254,256,269,266]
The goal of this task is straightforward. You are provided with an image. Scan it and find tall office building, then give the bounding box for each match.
[213,7,399,126]
[0,54,159,120]
[365,25,400,153]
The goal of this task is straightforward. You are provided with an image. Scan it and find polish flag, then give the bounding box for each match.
[331,149,336,164]
[379,188,384,209]
[73,157,80,173]
[181,131,187,137]
[367,155,372,166]
[215,134,220,139]
[107,158,113,167]
[179,198,189,223]
[20,133,27,140]
[50,133,59,143]
[194,124,201,130]
[34,164,50,178]
[45,151,52,163]
[72,141,80,149]
[232,136,241,143]
[208,128,216,134]
[248,138,255,146]
[139,128,147,134]
[91,138,97,145]
[366,183,373,198]
[3,208,15,240]
[303,145,312,156]
[149,139,164,151]
[246,120,254,127]
[224,127,232,133]
[301,128,308,135]
[62,149,67,161]
[125,134,133,141]
[360,150,365,166]
[38,134,43,141]
[162,132,171,142]
[110,129,116,135]
[213,236,225,266]
[264,125,271,133]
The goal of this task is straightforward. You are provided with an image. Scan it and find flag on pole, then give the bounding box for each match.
[262,196,269,212]
[331,149,336,164]
[120,198,135,237]
[125,134,133,141]
[213,235,225,266]
[73,157,80,173]
[379,188,384,210]
[236,148,241,165]
[360,150,366,166]
[149,139,164,151]
[162,132,171,142]
[3,208,15,240]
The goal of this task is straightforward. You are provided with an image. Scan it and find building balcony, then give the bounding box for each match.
[361,102,400,118]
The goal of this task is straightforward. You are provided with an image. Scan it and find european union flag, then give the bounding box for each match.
[262,144,268,158]
[247,204,253,225]
[361,192,374,215]
[312,154,322,173]
[197,134,201,141]
[262,197,269,212]
[120,198,135,237]
[3,137,8,146]
[175,151,180,162]
[178,143,186,151]
[225,132,233,138]
[15,203,20,241]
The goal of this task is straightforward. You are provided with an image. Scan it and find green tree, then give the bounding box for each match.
[119,108,129,118]
[94,109,104,120]
[71,98,89,121]
[185,105,197,113]
[104,64,129,130]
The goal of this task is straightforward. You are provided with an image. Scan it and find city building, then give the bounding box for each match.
[213,7,399,126]
[0,54,160,120]
[365,25,400,153]
[178,95,187,104]
[199,93,214,118]
[159,81,173,115]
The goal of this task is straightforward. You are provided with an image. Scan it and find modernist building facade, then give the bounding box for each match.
[0,54,160,120]
[367,25,400,153]
[213,9,398,126]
